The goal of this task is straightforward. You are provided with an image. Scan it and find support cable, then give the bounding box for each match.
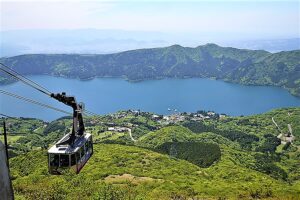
[0,89,71,115]
[0,63,51,96]
[0,63,98,117]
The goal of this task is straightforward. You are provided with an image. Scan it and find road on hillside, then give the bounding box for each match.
[128,128,136,142]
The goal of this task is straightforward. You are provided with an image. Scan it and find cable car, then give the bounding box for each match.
[47,92,93,174]
[48,133,93,174]
[0,64,95,174]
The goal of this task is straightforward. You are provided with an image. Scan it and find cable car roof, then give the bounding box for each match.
[48,133,92,154]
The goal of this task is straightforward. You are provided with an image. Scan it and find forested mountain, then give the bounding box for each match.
[3,107,300,199]
[1,44,300,96]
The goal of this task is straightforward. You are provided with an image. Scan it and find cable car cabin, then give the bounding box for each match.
[48,133,93,174]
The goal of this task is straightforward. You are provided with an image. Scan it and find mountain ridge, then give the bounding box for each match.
[1,43,299,96]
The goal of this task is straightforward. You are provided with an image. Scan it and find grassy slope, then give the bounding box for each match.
[11,144,300,200]
[7,107,300,199]
[0,118,46,155]
[137,126,196,148]
[214,107,300,144]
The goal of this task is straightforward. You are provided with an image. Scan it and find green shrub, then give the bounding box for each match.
[156,142,221,167]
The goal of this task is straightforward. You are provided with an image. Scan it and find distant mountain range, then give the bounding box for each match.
[1,29,299,57]
[1,43,300,96]
[223,38,300,53]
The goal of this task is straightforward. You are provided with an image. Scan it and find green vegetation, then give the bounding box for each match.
[182,121,259,150]
[1,44,300,96]
[10,144,300,200]
[156,142,221,167]
[3,107,300,199]
[0,118,46,156]
[255,134,281,153]
[137,126,196,148]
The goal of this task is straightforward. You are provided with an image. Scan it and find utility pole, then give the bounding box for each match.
[0,116,14,200]
[3,119,9,168]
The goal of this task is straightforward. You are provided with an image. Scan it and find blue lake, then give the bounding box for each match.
[1,76,300,121]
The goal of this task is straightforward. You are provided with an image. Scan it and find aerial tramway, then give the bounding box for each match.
[0,63,94,174]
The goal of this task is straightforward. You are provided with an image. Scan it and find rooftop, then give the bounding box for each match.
[48,133,91,154]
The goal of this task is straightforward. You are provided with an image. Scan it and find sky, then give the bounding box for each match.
[0,0,299,39]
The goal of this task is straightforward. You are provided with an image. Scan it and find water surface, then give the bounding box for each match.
[1,76,300,121]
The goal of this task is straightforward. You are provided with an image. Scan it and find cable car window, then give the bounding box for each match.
[80,147,85,158]
[89,141,93,151]
[60,154,70,167]
[85,141,88,152]
[76,151,81,163]
[88,141,91,152]
[50,154,59,167]
[71,154,76,166]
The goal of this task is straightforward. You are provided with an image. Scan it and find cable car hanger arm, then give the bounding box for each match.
[50,92,85,145]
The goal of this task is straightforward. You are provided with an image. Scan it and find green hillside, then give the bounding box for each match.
[137,126,196,148]
[1,44,300,96]
[3,107,300,199]
[11,144,300,200]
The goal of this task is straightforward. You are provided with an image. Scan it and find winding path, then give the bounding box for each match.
[272,117,281,132]
[128,128,136,142]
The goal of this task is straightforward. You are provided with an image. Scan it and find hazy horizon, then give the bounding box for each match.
[0,0,299,56]
[1,0,299,38]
